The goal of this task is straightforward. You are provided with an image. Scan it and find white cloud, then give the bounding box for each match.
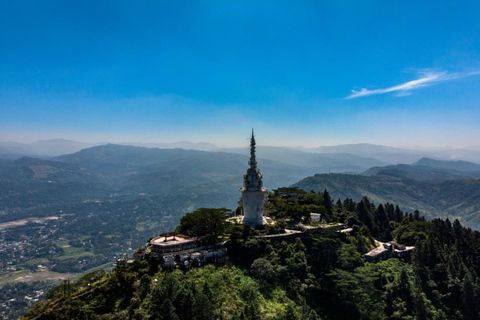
[347,70,480,99]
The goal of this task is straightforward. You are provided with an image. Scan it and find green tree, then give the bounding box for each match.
[375,204,391,239]
[158,298,179,320]
[250,257,275,281]
[176,207,231,240]
[323,189,333,216]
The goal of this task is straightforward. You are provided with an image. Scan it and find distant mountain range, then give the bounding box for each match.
[124,141,218,151]
[315,143,480,164]
[0,140,218,159]
[218,146,389,172]
[2,139,480,165]
[364,157,480,182]
[0,144,318,223]
[414,157,480,172]
[294,157,480,230]
[2,142,480,230]
[315,143,423,164]
[0,139,97,159]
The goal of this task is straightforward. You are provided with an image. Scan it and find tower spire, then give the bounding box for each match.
[243,128,262,191]
[249,129,257,170]
[240,129,267,226]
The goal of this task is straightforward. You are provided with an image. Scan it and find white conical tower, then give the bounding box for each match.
[240,129,267,226]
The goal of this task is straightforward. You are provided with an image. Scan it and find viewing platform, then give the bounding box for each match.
[148,232,198,255]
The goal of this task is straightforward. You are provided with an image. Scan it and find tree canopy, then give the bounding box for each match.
[175,207,231,240]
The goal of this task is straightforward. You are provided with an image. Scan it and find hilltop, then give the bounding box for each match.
[21,188,480,320]
[0,144,324,318]
[3,145,480,318]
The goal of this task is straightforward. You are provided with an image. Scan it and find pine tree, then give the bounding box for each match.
[356,197,375,234]
[395,205,403,222]
[323,189,333,216]
[158,298,179,320]
[375,204,391,239]
[177,289,195,320]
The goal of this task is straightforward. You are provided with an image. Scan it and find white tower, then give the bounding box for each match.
[240,129,267,226]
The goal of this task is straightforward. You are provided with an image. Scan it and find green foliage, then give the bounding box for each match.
[21,188,480,320]
[23,265,309,320]
[250,258,275,281]
[267,187,337,223]
[392,221,430,245]
[176,207,231,242]
[294,173,480,230]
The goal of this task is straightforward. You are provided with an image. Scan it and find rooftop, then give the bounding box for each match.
[150,233,197,247]
[365,246,388,257]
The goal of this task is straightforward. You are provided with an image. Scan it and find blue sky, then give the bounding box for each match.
[1,1,480,147]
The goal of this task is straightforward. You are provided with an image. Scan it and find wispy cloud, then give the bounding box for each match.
[347,70,480,99]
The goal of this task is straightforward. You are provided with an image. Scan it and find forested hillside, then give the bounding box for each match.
[0,145,319,318]
[3,146,480,318]
[364,157,480,182]
[22,188,480,320]
[294,173,480,230]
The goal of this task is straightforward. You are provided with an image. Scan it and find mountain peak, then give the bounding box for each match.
[413,157,480,172]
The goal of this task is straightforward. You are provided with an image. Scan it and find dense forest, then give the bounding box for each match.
[22,188,480,319]
[293,172,480,230]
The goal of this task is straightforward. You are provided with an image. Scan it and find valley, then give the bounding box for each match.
[1,143,480,318]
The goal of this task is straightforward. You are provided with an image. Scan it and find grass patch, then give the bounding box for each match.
[56,240,70,247]
[17,258,48,268]
[56,246,94,261]
[0,270,32,285]
[0,269,73,285]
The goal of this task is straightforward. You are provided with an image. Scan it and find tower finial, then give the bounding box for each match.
[249,128,257,170]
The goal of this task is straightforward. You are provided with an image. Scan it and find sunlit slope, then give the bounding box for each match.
[294,173,480,230]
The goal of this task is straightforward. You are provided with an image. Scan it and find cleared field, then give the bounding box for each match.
[0,268,73,285]
[0,216,59,230]
[55,245,94,261]
[17,258,49,269]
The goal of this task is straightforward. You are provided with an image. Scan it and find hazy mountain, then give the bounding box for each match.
[362,157,480,182]
[294,173,480,230]
[29,139,97,156]
[0,157,106,215]
[413,157,480,172]
[467,145,480,151]
[0,144,319,223]
[219,146,389,172]
[5,139,480,166]
[0,139,218,159]
[4,143,480,230]
[364,164,480,182]
[315,143,426,164]
[415,148,480,164]
[315,143,480,164]
[0,145,49,160]
[122,141,218,151]
[0,139,97,158]
[317,143,406,155]
[54,144,318,191]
